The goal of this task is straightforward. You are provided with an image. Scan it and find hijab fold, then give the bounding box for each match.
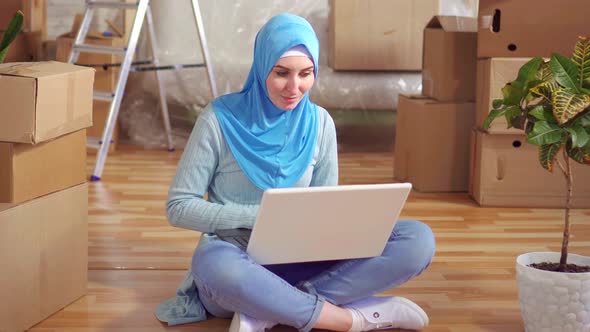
[212,14,320,190]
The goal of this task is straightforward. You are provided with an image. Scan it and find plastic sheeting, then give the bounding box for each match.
[119,0,477,148]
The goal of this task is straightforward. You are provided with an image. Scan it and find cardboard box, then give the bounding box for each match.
[0,61,94,144]
[329,0,438,71]
[0,0,47,40]
[0,183,88,332]
[478,0,590,58]
[0,130,87,204]
[469,129,590,208]
[476,58,530,134]
[56,34,123,92]
[3,31,42,62]
[422,16,477,102]
[394,95,475,192]
[87,100,119,152]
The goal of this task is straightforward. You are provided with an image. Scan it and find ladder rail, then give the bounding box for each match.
[190,0,218,98]
[92,0,149,180]
[68,5,95,64]
[145,5,175,151]
[67,0,218,181]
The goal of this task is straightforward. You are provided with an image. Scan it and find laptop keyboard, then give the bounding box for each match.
[215,228,252,250]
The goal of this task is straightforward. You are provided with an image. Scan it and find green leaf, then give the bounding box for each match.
[527,121,565,145]
[552,88,590,124]
[516,57,543,85]
[483,109,506,129]
[579,112,590,126]
[502,83,525,106]
[566,124,590,148]
[539,143,562,172]
[530,80,560,102]
[550,54,581,91]
[505,106,522,128]
[529,105,557,122]
[573,36,590,87]
[492,99,503,108]
[0,11,24,64]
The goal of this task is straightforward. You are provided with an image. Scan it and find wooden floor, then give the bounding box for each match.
[29,145,590,332]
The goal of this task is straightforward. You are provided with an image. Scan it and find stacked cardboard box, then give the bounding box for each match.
[470,0,590,207]
[393,16,477,192]
[328,0,438,71]
[55,16,124,152]
[0,61,94,331]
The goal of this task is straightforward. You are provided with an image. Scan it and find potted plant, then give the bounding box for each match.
[484,36,590,331]
[0,10,24,64]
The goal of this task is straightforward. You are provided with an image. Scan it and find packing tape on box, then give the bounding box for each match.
[0,62,42,76]
[37,75,84,143]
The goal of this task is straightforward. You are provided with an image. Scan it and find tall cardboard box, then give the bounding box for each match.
[394,95,475,192]
[0,0,47,40]
[0,183,88,332]
[0,61,94,144]
[0,130,87,204]
[329,0,438,71]
[422,16,477,102]
[478,0,590,58]
[469,129,590,208]
[475,58,531,134]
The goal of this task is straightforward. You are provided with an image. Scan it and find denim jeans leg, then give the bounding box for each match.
[298,220,435,305]
[191,240,325,332]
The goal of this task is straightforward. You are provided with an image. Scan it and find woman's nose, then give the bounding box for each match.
[284,76,299,93]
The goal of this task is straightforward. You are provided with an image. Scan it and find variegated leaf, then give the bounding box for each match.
[536,59,554,81]
[552,88,590,124]
[539,143,561,172]
[567,145,590,165]
[530,80,560,101]
[573,36,590,87]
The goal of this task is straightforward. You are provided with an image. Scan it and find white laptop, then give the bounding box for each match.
[215,182,412,265]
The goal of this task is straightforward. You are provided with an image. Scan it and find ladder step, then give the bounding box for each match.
[86,137,101,150]
[74,43,127,55]
[87,137,114,149]
[87,1,139,9]
[94,91,115,101]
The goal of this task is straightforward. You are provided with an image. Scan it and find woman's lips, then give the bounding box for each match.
[282,96,298,103]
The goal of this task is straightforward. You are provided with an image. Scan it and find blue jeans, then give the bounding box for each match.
[191,220,435,332]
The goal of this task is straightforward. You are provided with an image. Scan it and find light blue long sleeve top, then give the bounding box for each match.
[155,104,338,325]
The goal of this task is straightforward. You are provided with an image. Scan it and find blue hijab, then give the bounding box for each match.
[212,14,320,190]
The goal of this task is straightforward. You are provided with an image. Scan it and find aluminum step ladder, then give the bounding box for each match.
[68,0,218,181]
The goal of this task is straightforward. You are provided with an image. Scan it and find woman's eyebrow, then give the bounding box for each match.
[273,65,315,71]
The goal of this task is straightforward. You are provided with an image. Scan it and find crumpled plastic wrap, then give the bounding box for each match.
[119,0,477,148]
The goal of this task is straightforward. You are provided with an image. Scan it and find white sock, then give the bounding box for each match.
[346,308,367,332]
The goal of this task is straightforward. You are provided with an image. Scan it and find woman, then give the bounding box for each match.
[156,13,435,332]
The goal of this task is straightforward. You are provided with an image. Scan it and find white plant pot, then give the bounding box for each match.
[516,252,590,332]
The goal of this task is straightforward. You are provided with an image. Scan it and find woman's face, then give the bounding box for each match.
[265,56,315,110]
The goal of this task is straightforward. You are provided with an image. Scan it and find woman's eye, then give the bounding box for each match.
[300,71,312,78]
[276,71,289,77]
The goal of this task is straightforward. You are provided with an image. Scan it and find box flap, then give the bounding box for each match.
[426,15,477,32]
[0,61,92,79]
